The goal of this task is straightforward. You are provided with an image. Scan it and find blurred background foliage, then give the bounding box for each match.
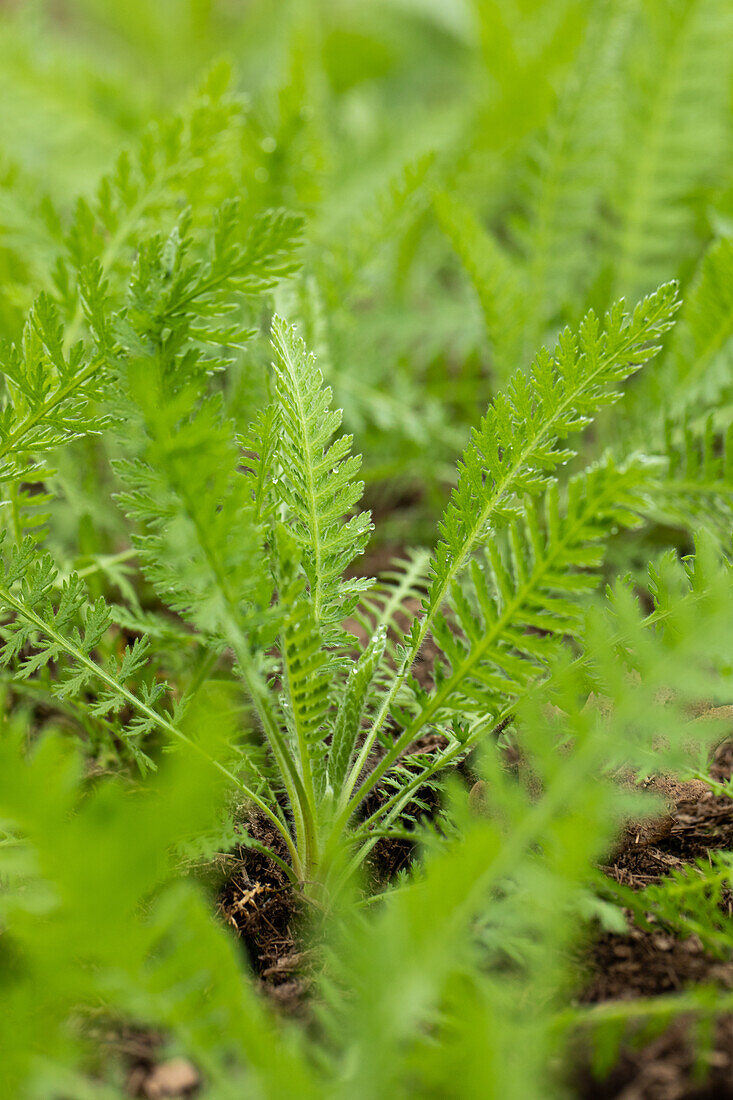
[2,0,732,548]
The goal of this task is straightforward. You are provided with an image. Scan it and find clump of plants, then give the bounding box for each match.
[2,3,733,1097]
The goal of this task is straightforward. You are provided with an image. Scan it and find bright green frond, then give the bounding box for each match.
[270,315,373,640]
[670,236,733,411]
[434,189,523,381]
[350,458,653,819]
[608,0,733,300]
[427,283,679,623]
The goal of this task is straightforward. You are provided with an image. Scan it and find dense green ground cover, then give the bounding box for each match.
[1,2,733,1096]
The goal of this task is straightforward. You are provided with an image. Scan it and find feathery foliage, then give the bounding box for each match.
[607,0,733,301]
[270,317,372,640]
[1,4,733,1096]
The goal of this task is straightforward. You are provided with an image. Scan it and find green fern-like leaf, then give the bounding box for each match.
[609,852,733,959]
[350,458,654,827]
[276,530,331,794]
[341,283,680,813]
[428,283,679,619]
[53,61,253,339]
[354,548,431,688]
[270,315,373,639]
[608,0,733,299]
[116,205,303,638]
[670,236,733,411]
[512,0,630,343]
[0,283,111,486]
[0,538,162,771]
[328,625,387,796]
[652,417,733,537]
[433,190,523,382]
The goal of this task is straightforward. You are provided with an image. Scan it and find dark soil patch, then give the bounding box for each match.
[209,713,733,1099]
[362,731,449,887]
[576,742,733,1098]
[584,925,733,1004]
[217,816,313,1016]
[574,1017,733,1100]
[111,816,309,1095]
[90,1022,201,1099]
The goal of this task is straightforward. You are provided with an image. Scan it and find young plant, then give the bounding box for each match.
[0,201,681,893]
[241,285,680,891]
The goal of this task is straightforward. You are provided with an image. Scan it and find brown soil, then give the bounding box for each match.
[574,1017,733,1100]
[217,816,314,1016]
[208,728,733,1100]
[117,741,733,1098]
[128,1056,200,1099]
[362,730,450,887]
[576,743,733,1098]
